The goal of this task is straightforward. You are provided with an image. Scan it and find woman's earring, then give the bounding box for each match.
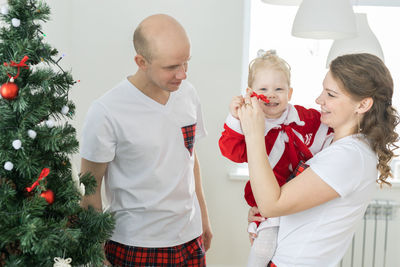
[357,113,361,133]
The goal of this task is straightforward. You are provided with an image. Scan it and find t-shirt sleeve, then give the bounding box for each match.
[191,86,207,141]
[80,101,117,163]
[196,100,207,140]
[308,143,364,197]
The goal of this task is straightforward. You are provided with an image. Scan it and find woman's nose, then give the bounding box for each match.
[315,94,322,105]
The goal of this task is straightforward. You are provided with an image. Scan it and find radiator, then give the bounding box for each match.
[338,199,400,267]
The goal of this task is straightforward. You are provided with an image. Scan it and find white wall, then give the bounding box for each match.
[43,1,400,266]
[44,0,249,265]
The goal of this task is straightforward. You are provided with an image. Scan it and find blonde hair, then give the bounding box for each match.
[329,53,399,186]
[248,49,291,88]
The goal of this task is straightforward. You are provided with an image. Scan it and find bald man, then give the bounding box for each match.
[80,14,212,266]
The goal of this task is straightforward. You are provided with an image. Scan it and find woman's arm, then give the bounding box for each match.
[238,96,339,218]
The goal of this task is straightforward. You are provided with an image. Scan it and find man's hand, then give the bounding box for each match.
[202,221,213,251]
[102,243,112,266]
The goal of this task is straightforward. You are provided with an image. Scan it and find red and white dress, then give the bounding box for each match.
[219,104,332,231]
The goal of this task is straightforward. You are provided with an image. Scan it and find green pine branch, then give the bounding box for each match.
[0,1,115,266]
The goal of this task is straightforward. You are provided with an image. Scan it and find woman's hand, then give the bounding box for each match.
[238,95,265,138]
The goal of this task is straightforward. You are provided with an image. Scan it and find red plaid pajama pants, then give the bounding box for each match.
[104,236,206,266]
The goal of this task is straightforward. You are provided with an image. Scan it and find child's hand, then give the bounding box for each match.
[229,95,244,119]
[248,207,265,245]
[248,206,265,223]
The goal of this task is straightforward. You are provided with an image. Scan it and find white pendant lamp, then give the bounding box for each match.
[261,0,301,5]
[326,13,384,67]
[260,0,400,7]
[291,0,357,39]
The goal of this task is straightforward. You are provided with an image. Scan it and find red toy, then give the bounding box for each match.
[250,91,269,103]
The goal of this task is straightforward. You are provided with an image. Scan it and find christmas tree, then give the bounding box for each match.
[0,1,114,266]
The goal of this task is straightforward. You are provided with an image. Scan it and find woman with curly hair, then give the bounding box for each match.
[239,53,399,267]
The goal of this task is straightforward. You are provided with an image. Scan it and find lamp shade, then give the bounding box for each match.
[261,0,301,5]
[326,13,384,67]
[291,0,357,39]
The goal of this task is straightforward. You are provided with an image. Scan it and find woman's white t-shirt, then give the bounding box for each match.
[80,79,207,247]
[272,134,378,267]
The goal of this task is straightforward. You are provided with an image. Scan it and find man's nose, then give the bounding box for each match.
[176,65,187,80]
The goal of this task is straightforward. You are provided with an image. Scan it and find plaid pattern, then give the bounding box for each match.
[105,236,205,267]
[287,160,310,182]
[267,262,277,267]
[181,123,197,156]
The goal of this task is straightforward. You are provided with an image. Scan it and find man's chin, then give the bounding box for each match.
[168,82,181,91]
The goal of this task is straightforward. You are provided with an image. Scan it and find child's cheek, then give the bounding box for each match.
[257,101,267,112]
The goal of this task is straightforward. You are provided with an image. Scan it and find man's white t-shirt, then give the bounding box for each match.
[272,134,377,267]
[80,78,207,247]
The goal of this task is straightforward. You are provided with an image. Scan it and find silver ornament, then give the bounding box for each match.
[12,139,22,150]
[1,6,9,15]
[46,119,55,128]
[4,161,13,171]
[61,106,69,115]
[11,18,20,27]
[28,129,37,139]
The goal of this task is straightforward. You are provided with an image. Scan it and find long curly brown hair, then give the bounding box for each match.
[330,53,399,186]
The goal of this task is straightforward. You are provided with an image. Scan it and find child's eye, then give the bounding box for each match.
[258,88,267,91]
[275,88,283,91]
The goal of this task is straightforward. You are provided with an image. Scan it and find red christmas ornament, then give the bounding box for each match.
[1,56,30,100]
[0,81,19,100]
[40,189,54,204]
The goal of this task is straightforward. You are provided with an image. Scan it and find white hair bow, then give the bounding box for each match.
[257,49,277,58]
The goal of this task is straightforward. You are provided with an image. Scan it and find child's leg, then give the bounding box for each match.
[247,226,279,267]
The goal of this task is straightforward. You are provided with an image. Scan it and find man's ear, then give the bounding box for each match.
[357,97,373,114]
[134,54,148,70]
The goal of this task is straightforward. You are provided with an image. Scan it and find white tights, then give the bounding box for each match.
[247,226,279,267]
